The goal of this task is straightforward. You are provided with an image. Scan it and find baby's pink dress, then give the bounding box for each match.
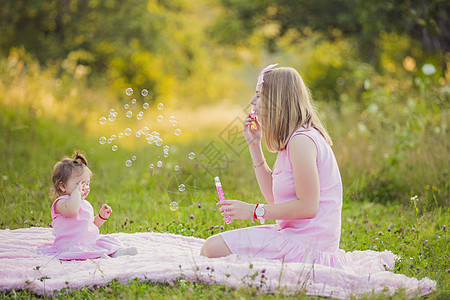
[38,195,123,260]
[220,126,349,269]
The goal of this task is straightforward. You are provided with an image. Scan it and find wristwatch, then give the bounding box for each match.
[255,204,265,224]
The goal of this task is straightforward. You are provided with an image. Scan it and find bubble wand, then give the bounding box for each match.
[214,176,231,224]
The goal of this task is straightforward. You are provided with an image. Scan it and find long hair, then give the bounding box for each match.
[260,67,332,152]
[52,151,90,199]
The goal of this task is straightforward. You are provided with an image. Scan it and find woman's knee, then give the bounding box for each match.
[200,235,231,258]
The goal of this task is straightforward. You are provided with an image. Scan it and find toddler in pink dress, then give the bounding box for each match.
[38,151,137,260]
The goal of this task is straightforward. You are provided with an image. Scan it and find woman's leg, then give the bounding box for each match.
[200,234,232,258]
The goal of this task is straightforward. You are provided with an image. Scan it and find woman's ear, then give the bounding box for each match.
[59,181,66,193]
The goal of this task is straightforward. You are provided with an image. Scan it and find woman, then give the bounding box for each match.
[200,64,348,269]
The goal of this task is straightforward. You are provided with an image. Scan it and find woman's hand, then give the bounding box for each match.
[242,112,261,147]
[217,200,253,222]
[99,204,112,220]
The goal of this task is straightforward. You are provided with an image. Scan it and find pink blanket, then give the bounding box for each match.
[0,228,436,298]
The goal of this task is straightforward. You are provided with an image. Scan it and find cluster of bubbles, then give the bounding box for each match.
[98,87,198,212]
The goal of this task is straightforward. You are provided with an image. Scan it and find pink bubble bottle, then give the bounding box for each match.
[214,176,231,224]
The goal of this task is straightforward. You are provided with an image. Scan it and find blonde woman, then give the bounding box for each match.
[200,65,348,268]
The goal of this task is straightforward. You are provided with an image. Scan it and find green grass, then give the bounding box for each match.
[0,103,448,299]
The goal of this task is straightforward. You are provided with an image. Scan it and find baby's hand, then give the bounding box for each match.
[74,180,85,196]
[99,204,112,220]
[80,181,90,199]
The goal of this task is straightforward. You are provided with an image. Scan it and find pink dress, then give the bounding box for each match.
[37,195,123,260]
[220,126,349,269]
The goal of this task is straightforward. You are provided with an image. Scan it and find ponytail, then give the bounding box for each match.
[72,151,88,167]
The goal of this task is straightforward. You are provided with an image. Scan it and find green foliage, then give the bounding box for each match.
[211,0,449,55]
[0,2,448,298]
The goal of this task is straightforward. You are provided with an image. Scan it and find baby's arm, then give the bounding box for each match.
[54,181,84,217]
[94,204,112,228]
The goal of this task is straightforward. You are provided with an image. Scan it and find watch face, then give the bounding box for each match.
[256,206,264,217]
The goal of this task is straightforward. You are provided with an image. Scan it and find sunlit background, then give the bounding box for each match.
[0,0,449,297]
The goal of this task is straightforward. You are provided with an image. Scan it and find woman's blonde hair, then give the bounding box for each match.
[260,67,332,152]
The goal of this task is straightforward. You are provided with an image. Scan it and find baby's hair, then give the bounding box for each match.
[52,151,90,199]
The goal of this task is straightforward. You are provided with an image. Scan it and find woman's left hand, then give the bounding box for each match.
[99,204,112,220]
[217,200,253,221]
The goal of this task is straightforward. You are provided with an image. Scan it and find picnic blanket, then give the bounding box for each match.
[0,227,436,298]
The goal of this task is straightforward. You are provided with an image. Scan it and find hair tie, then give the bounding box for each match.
[257,63,278,86]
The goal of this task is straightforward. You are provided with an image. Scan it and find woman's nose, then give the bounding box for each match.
[250,96,256,105]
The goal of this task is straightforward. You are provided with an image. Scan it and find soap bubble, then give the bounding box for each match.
[118,133,124,138]
[169,116,176,122]
[171,120,178,127]
[174,128,181,136]
[143,103,149,109]
[135,130,142,138]
[164,152,169,158]
[178,184,186,192]
[109,109,115,113]
[108,115,116,122]
[125,88,133,96]
[157,161,163,168]
[169,201,179,211]
[163,145,170,152]
[142,126,149,133]
[149,163,154,169]
[137,112,143,120]
[152,131,160,137]
[131,98,136,104]
[141,89,148,96]
[157,115,164,122]
[157,103,164,110]
[124,128,132,136]
[112,145,118,151]
[107,138,113,144]
[111,135,116,140]
[126,111,133,118]
[99,117,106,125]
[174,165,180,171]
[155,138,163,146]
[125,160,132,167]
[124,103,129,109]
[189,152,195,159]
[99,136,107,144]
[132,155,136,161]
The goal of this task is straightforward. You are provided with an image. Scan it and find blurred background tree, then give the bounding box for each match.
[1,0,448,105]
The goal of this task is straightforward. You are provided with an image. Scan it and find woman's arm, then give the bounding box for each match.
[218,134,320,220]
[249,143,275,204]
[243,114,275,204]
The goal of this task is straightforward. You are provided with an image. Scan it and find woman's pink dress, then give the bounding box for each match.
[220,126,349,269]
[38,195,123,260]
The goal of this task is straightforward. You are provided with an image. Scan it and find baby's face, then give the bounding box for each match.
[64,167,91,199]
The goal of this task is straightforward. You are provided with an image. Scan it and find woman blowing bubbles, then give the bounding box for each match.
[201,64,348,268]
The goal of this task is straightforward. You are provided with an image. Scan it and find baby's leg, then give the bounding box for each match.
[112,246,138,258]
